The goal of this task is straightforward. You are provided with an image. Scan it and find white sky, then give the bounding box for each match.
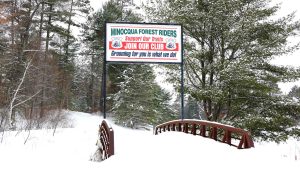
[90,0,300,93]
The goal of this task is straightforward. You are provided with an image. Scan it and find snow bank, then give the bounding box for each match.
[0,111,299,169]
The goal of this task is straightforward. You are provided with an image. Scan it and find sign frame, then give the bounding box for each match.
[101,22,184,120]
[105,22,183,64]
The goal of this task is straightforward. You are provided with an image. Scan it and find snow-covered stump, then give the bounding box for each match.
[154,119,254,149]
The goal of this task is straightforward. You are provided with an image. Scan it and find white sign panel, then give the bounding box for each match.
[106,23,182,63]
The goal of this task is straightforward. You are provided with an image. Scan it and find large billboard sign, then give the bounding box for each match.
[105,23,182,63]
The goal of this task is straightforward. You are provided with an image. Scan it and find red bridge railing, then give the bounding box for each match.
[154,119,254,149]
[99,120,114,159]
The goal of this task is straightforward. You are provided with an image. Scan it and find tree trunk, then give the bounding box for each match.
[40,1,45,118]
[62,0,74,110]
[207,29,215,120]
[91,50,95,112]
[10,0,16,54]
[8,61,31,129]
[45,3,52,53]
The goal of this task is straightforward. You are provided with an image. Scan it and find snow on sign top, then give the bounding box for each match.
[105,23,182,63]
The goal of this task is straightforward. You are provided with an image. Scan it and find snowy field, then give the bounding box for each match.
[0,111,300,169]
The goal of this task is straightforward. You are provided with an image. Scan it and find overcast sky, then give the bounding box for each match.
[89,0,300,93]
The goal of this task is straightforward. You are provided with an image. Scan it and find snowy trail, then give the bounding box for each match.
[0,112,102,169]
[0,111,299,169]
[101,128,299,169]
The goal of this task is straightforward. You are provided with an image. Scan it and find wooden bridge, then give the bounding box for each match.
[154,119,254,149]
[98,120,114,160]
[98,119,254,160]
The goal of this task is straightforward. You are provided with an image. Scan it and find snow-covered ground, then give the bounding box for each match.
[0,111,299,169]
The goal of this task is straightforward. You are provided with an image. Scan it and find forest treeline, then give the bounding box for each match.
[1,0,300,142]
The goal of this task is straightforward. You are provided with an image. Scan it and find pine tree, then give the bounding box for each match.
[184,96,201,119]
[0,1,12,110]
[146,0,300,142]
[79,0,175,126]
[2,0,46,128]
[289,85,300,99]
[41,0,92,109]
[0,0,92,129]
[79,0,142,112]
[152,86,177,125]
[112,65,173,128]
